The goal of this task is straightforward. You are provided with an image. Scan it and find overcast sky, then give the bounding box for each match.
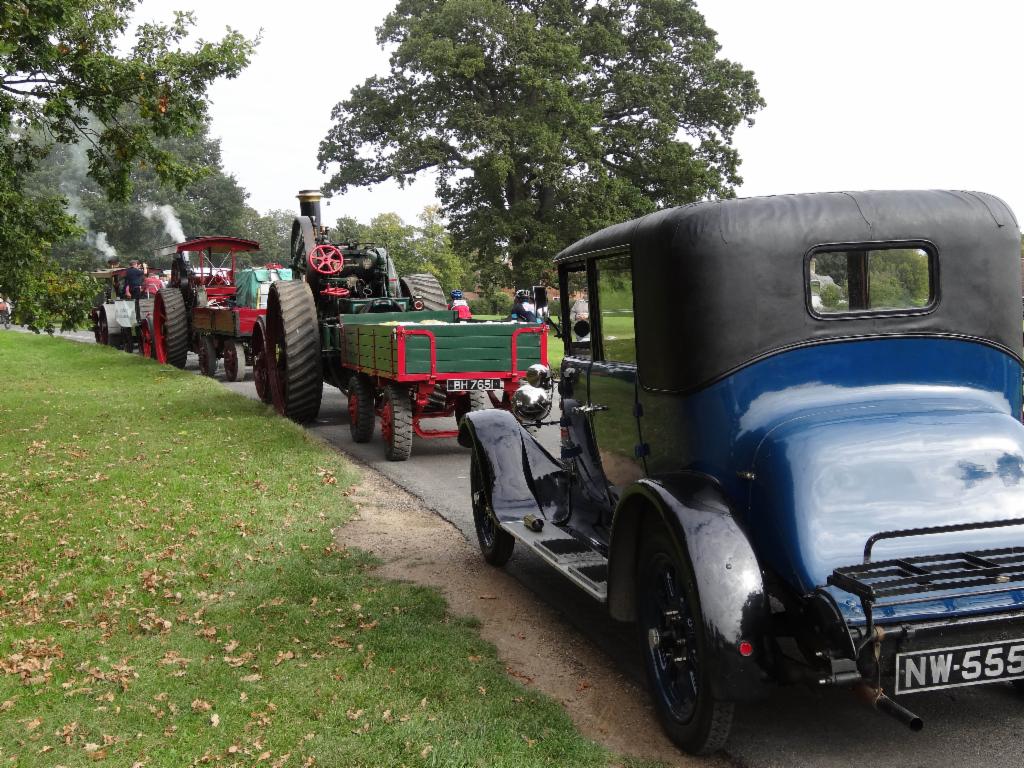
[133,0,1024,224]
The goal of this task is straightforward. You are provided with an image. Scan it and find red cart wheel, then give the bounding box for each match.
[381,384,413,461]
[97,313,110,346]
[308,245,343,275]
[198,335,218,377]
[223,339,245,382]
[139,317,154,358]
[252,319,273,403]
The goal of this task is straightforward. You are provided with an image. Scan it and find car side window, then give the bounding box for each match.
[595,254,636,363]
[563,266,592,360]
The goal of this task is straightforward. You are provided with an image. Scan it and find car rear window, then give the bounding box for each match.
[808,244,935,317]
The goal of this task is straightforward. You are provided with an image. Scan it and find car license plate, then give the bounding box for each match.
[895,637,1024,694]
[446,378,502,392]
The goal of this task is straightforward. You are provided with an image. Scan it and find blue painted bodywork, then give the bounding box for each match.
[637,336,1024,623]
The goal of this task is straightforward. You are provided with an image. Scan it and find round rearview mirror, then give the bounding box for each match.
[512,382,552,423]
[573,319,590,339]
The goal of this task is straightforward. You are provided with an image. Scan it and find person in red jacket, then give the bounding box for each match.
[449,289,472,320]
[143,270,163,297]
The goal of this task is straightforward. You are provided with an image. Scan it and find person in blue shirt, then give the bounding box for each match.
[123,259,146,299]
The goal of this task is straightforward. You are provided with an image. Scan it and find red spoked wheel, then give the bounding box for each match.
[139,317,155,358]
[97,313,110,346]
[252,318,272,403]
[308,245,343,275]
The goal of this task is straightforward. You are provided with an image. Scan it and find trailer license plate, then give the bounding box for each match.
[895,637,1024,694]
[446,378,502,392]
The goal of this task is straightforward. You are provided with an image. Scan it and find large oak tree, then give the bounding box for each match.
[319,0,763,286]
[0,0,254,329]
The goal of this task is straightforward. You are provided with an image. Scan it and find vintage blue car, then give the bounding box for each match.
[459,190,1024,754]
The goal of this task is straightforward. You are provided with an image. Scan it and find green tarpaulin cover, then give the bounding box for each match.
[235,267,292,309]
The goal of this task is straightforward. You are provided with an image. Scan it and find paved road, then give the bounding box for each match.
[23,327,1024,766]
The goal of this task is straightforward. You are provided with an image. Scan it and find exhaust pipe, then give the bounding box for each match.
[854,683,923,732]
[297,189,322,226]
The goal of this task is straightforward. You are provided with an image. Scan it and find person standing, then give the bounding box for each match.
[143,269,163,297]
[569,291,590,341]
[123,259,146,298]
[510,289,537,322]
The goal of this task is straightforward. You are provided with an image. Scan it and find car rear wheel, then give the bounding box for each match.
[470,448,514,566]
[636,522,733,755]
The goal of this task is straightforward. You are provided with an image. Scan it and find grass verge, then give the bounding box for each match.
[0,333,613,767]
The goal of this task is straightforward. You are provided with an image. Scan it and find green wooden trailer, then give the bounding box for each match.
[329,313,546,460]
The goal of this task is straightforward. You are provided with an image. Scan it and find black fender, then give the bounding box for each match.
[458,409,567,523]
[611,475,770,701]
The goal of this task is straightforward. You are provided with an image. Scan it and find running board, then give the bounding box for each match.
[499,520,608,602]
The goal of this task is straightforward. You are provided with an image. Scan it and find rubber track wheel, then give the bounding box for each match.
[401,273,448,311]
[268,280,322,423]
[347,374,376,443]
[156,289,188,369]
[383,384,413,461]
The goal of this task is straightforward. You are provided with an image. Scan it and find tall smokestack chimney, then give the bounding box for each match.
[297,190,322,225]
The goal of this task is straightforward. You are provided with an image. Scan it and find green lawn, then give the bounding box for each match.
[0,333,621,767]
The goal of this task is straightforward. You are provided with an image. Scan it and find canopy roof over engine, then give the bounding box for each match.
[154,236,260,259]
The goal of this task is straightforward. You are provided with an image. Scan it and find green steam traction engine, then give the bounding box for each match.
[254,190,549,461]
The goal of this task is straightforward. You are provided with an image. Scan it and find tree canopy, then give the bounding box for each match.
[0,0,254,329]
[27,123,265,271]
[319,0,763,286]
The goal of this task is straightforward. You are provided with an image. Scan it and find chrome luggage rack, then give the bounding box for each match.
[828,517,1024,631]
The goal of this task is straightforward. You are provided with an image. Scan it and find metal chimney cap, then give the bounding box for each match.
[297,189,322,202]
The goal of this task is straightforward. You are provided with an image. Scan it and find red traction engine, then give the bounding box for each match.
[150,236,284,381]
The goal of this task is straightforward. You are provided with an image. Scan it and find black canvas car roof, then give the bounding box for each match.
[554,190,1023,393]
